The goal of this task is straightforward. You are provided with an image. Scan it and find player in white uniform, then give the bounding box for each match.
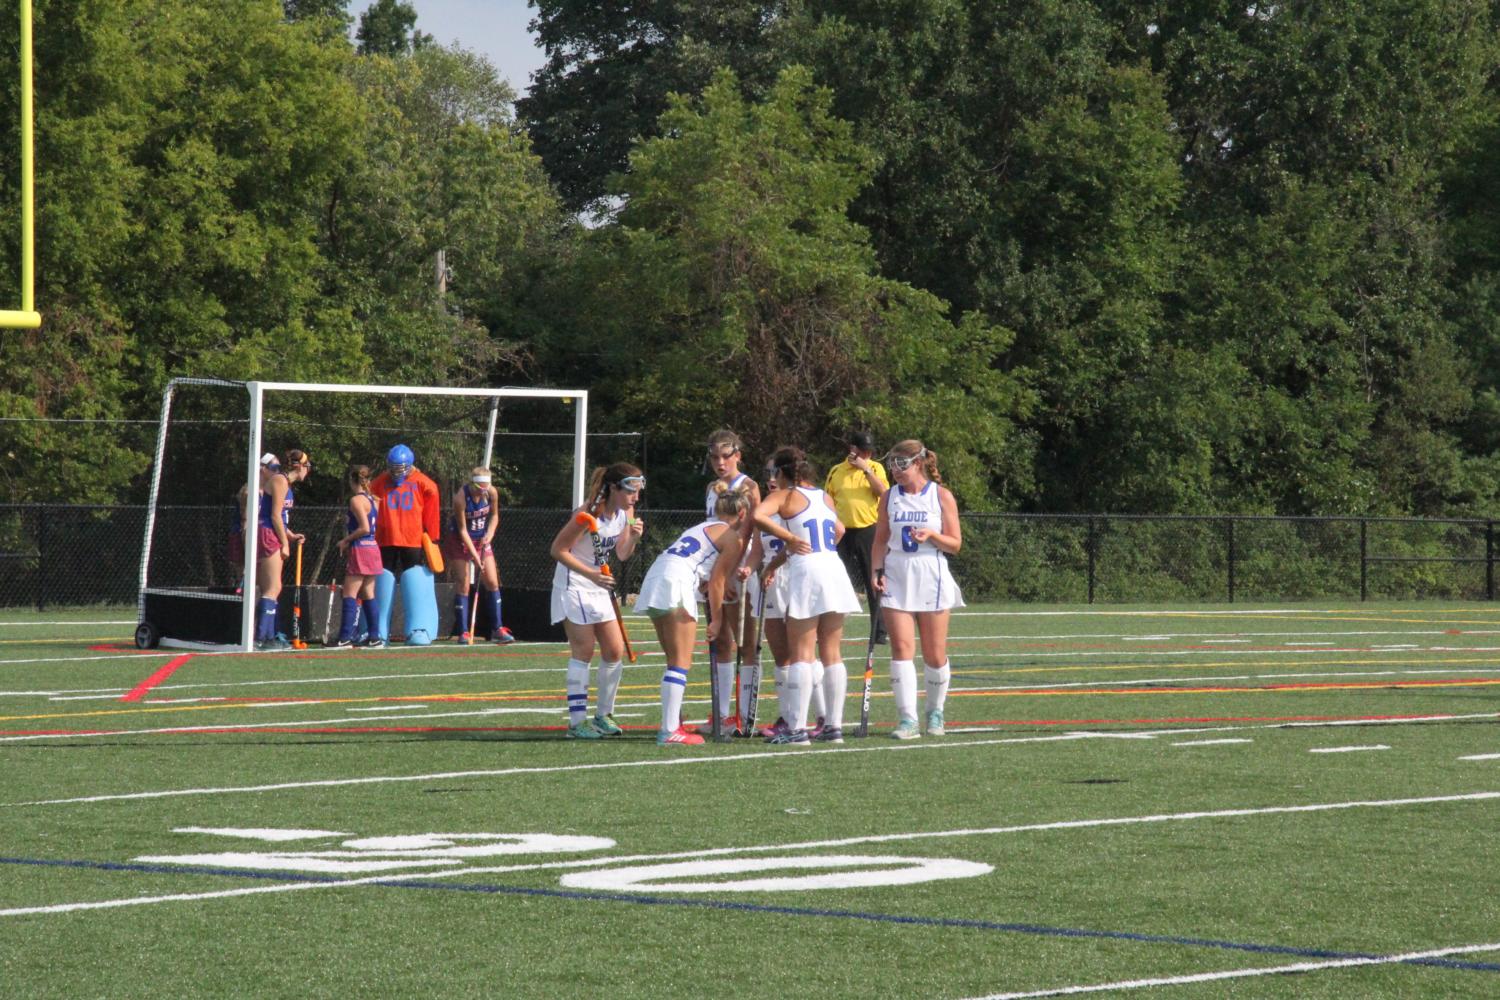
[634,486,752,746]
[752,446,859,746]
[549,463,645,740]
[871,440,964,739]
[699,430,761,735]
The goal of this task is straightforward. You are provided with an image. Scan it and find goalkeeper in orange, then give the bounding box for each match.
[368,444,443,646]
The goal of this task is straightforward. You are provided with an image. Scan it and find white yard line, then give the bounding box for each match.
[8,789,1500,919]
[1172,739,1252,747]
[1308,745,1390,754]
[961,940,1500,999]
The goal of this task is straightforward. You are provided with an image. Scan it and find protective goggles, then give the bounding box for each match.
[619,475,646,491]
[885,449,926,473]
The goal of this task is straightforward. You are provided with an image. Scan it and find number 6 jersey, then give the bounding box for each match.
[882,481,965,612]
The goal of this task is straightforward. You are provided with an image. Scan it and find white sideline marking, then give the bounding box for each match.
[346,705,429,712]
[9,790,1500,918]
[1200,639,1249,644]
[1460,753,1500,761]
[962,941,1500,999]
[1309,745,1389,754]
[955,666,1500,694]
[1285,641,1334,646]
[1172,739,1252,747]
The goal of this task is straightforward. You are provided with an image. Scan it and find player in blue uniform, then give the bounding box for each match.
[334,464,383,647]
[254,449,311,651]
[445,467,515,644]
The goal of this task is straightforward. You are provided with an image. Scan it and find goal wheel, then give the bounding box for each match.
[134,621,161,650]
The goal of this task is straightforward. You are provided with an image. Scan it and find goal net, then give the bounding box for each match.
[136,378,591,651]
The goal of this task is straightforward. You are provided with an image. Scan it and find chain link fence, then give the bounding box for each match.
[1,504,1495,611]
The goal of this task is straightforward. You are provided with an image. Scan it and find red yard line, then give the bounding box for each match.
[120,654,194,703]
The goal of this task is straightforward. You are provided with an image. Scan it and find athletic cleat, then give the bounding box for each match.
[455,632,471,644]
[806,715,827,740]
[766,728,811,746]
[813,726,844,744]
[926,709,945,736]
[758,717,789,739]
[361,637,387,649]
[891,717,921,740]
[254,639,287,652]
[491,628,516,644]
[566,721,603,740]
[332,637,354,648]
[591,713,623,737]
[658,726,705,746]
[720,713,743,737]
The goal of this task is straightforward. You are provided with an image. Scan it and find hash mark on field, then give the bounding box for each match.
[1172,739,1252,747]
[1308,745,1389,754]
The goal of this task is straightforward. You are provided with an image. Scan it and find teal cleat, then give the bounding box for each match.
[926,710,945,737]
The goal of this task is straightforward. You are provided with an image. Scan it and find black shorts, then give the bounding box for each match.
[381,545,425,574]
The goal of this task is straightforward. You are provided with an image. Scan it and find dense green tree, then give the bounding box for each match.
[355,0,431,57]
[542,68,1034,504]
[519,0,788,211]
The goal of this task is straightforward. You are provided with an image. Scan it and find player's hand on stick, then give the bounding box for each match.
[872,568,887,595]
[735,564,751,581]
[290,531,306,544]
[705,615,721,642]
[587,566,616,590]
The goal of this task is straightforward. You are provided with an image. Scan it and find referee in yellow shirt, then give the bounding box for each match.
[825,430,890,643]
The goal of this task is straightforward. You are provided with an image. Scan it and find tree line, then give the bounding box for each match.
[2,0,1498,515]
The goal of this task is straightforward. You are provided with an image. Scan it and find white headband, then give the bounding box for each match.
[471,474,492,484]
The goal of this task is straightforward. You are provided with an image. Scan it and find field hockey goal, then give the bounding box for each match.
[135,378,589,652]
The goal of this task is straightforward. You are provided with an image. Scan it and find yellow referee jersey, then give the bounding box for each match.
[824,459,889,529]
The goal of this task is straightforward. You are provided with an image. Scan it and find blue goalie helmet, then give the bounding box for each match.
[387,444,414,484]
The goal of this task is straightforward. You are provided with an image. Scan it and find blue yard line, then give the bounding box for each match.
[4,855,1498,974]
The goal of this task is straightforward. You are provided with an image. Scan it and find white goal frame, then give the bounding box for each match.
[138,378,589,652]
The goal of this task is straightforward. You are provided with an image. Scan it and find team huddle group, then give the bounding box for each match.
[245,430,963,747]
[555,430,964,748]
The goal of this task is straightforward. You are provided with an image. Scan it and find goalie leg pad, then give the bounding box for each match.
[401,565,438,645]
[374,570,397,640]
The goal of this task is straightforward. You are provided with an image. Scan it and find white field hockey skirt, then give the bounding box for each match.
[781,555,861,620]
[550,582,617,625]
[632,564,703,619]
[881,553,965,613]
[749,568,789,621]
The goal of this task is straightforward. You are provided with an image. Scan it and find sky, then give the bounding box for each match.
[403,0,548,96]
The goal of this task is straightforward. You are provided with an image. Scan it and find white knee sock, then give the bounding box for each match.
[596,659,623,716]
[822,661,847,730]
[795,661,816,731]
[808,660,826,721]
[891,659,918,722]
[925,661,951,715]
[783,662,806,731]
[565,658,590,726]
[774,664,788,722]
[660,666,688,733]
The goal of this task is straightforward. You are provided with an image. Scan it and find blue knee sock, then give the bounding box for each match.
[338,597,359,643]
[361,597,379,639]
[489,590,503,633]
[258,597,277,641]
[454,594,470,636]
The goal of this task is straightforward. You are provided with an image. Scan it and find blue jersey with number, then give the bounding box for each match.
[885,481,943,557]
[258,481,293,530]
[463,488,493,540]
[346,492,378,548]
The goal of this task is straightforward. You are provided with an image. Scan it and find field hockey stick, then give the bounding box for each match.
[574,511,637,663]
[856,580,881,737]
[708,638,725,742]
[743,568,769,735]
[291,541,307,649]
[465,559,479,644]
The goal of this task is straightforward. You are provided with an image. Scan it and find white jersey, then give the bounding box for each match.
[551,507,627,594]
[885,482,946,557]
[705,473,751,516]
[781,486,860,619]
[634,519,729,619]
[882,481,964,612]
